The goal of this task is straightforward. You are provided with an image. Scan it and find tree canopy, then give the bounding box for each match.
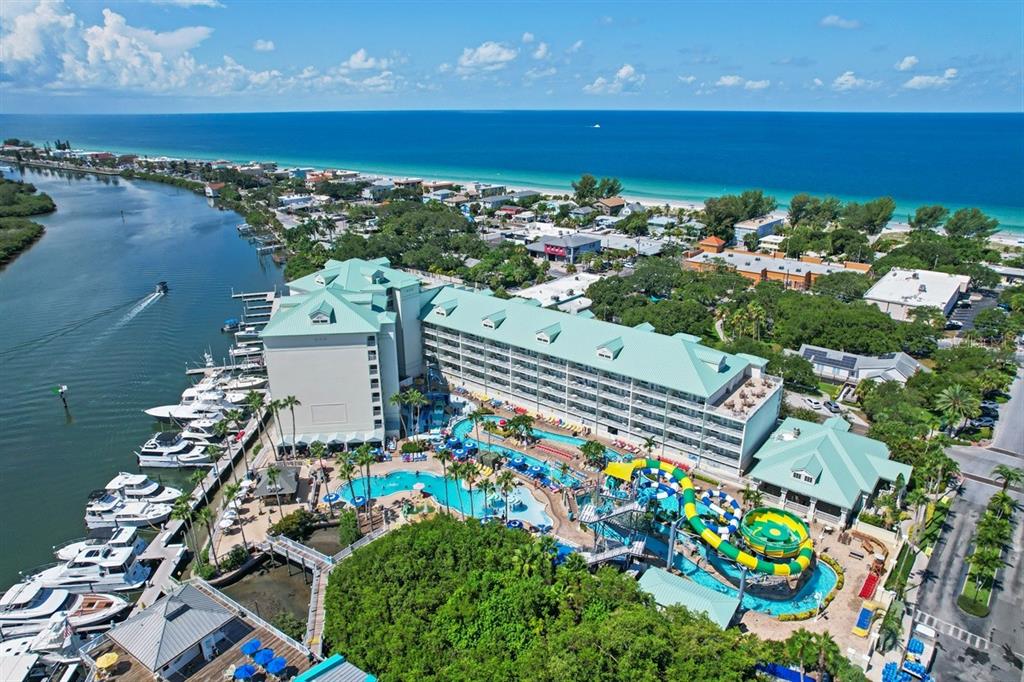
[701,190,777,241]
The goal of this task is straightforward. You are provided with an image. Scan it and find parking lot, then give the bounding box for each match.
[949,292,998,334]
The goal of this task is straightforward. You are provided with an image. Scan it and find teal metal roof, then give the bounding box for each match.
[262,288,387,337]
[748,417,912,509]
[288,257,420,295]
[637,567,739,629]
[421,285,750,399]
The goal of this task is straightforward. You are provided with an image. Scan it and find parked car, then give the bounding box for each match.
[980,400,999,410]
[956,300,972,309]
[824,400,842,414]
[971,417,996,428]
[804,397,823,410]
[945,320,963,330]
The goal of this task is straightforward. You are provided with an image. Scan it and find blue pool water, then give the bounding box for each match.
[450,417,585,487]
[339,470,552,528]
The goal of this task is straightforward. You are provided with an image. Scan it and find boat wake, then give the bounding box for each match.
[111,291,163,331]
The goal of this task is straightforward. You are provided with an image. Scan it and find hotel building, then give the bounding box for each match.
[263,258,783,475]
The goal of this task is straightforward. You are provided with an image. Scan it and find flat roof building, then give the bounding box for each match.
[863,268,971,321]
[686,249,870,291]
[513,273,602,310]
[733,215,782,244]
[525,234,602,263]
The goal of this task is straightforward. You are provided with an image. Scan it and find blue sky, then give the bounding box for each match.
[1,0,1020,113]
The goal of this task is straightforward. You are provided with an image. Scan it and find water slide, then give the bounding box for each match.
[607,458,814,576]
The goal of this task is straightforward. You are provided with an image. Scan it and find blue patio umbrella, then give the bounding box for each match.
[506,519,524,530]
[511,456,525,467]
[323,492,341,504]
[234,664,257,680]
[253,648,275,666]
[240,639,262,656]
[351,496,368,507]
[265,657,288,676]
[529,465,543,476]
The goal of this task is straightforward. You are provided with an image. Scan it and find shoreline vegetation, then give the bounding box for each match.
[0,177,55,265]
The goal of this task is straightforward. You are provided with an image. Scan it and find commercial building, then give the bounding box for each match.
[261,258,425,446]
[421,285,782,474]
[638,567,740,629]
[513,272,602,312]
[733,215,782,244]
[747,417,912,526]
[863,268,971,321]
[686,240,870,291]
[525,234,602,263]
[793,344,928,385]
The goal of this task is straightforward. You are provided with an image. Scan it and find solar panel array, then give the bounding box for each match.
[802,347,858,370]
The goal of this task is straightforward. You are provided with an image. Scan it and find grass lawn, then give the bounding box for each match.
[958,568,994,617]
[817,381,842,399]
[919,500,951,551]
[884,543,916,594]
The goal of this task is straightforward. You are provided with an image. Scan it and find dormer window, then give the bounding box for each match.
[535,323,561,344]
[596,337,624,360]
[791,469,816,484]
[314,275,326,286]
[311,313,330,325]
[309,301,334,325]
[434,300,457,317]
[482,310,506,329]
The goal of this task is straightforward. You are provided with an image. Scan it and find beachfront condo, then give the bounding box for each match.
[261,258,425,447]
[420,285,783,476]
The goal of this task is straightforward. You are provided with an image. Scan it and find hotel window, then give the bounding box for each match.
[368,350,377,361]
[374,419,383,428]
[373,407,382,416]
[369,364,378,375]
[370,379,379,389]
[372,392,380,402]
[367,336,376,346]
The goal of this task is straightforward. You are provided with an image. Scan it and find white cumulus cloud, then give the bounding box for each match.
[895,55,918,71]
[456,41,517,75]
[820,14,861,29]
[831,70,878,91]
[744,79,770,90]
[716,74,744,87]
[678,75,696,84]
[811,77,824,88]
[144,0,224,7]
[532,42,549,60]
[903,68,958,89]
[0,0,77,71]
[524,66,556,80]
[583,63,645,95]
[340,48,390,71]
[521,32,534,43]
[569,39,584,53]
[252,38,274,52]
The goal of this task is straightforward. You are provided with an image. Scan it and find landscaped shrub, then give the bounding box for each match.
[337,510,362,547]
[401,441,427,453]
[270,509,316,540]
[221,545,251,571]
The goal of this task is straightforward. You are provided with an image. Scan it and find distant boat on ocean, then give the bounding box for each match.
[592,123,601,128]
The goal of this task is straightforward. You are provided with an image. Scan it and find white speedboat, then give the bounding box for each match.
[179,418,223,444]
[219,374,267,391]
[53,527,147,563]
[84,495,172,530]
[135,432,213,468]
[21,545,151,593]
[0,582,129,638]
[234,327,261,342]
[144,389,246,422]
[103,472,182,504]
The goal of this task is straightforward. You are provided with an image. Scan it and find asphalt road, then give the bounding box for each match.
[991,369,1024,456]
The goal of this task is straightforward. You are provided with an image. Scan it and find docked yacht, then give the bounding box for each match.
[144,388,246,422]
[103,472,182,504]
[21,544,151,593]
[135,431,212,468]
[84,494,172,530]
[179,417,224,444]
[0,582,129,638]
[53,527,147,563]
[219,374,267,391]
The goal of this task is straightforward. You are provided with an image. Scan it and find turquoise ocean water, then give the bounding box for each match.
[1,111,1021,233]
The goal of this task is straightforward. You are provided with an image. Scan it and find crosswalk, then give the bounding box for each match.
[913,610,991,650]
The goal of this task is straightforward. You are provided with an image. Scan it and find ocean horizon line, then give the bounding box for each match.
[5,108,1022,117]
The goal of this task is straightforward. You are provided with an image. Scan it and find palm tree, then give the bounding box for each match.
[740,485,763,511]
[224,408,248,475]
[969,545,1003,597]
[449,461,466,516]
[278,395,302,460]
[432,448,453,515]
[511,543,544,578]
[171,497,197,553]
[268,398,285,459]
[463,462,481,519]
[905,488,929,545]
[935,384,981,435]
[353,444,376,531]
[579,440,607,470]
[468,407,492,444]
[222,482,248,549]
[245,390,267,453]
[336,454,359,507]
[212,420,237,480]
[976,513,1012,549]
[196,507,220,572]
[496,470,516,521]
[265,466,286,523]
[783,628,816,682]
[403,389,428,436]
[190,469,209,506]
[388,392,408,437]
[988,491,1016,520]
[309,441,332,516]
[478,479,496,516]
[992,464,1024,492]
[641,436,657,458]
[507,414,535,444]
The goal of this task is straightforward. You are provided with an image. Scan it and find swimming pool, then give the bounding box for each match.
[450,417,586,487]
[338,470,552,528]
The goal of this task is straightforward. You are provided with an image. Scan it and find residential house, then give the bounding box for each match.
[686,248,871,291]
[204,182,225,199]
[793,344,928,385]
[596,196,626,216]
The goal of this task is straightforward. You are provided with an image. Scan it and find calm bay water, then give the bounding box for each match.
[0,167,283,588]
[1,110,1022,232]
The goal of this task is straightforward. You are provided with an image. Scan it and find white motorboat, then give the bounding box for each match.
[219,374,267,392]
[229,344,263,359]
[144,388,246,422]
[234,327,261,342]
[179,418,222,444]
[21,544,151,593]
[53,527,147,563]
[135,431,213,468]
[84,495,172,530]
[103,472,182,504]
[0,582,129,638]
